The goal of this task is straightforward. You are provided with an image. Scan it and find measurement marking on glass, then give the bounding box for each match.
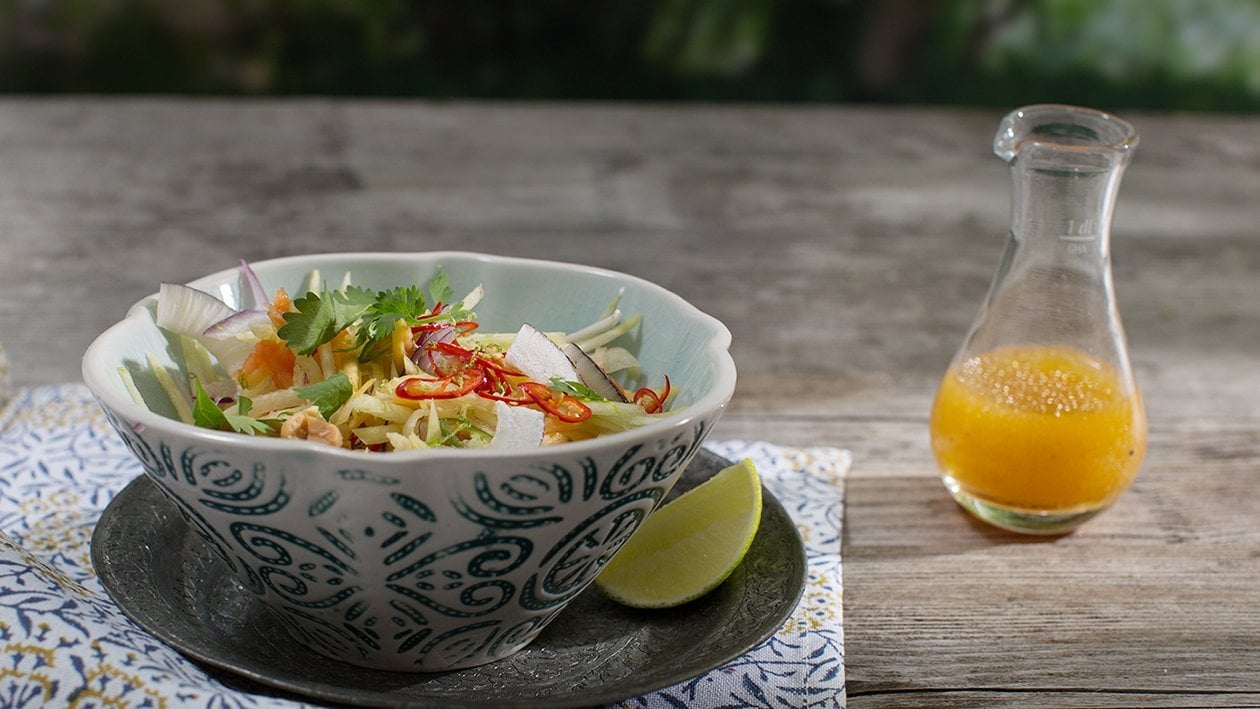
[1059,234,1096,253]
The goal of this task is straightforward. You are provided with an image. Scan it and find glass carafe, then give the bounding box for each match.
[930,104,1147,534]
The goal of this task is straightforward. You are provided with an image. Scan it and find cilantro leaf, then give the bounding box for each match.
[427,269,454,308]
[277,269,466,362]
[330,286,377,329]
[277,286,375,356]
[375,286,427,323]
[229,413,277,436]
[353,286,430,362]
[549,377,610,402]
[193,380,274,435]
[192,380,230,430]
[276,291,336,356]
[294,373,353,420]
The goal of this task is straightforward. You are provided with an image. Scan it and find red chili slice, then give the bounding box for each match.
[476,390,530,404]
[475,367,532,404]
[634,375,672,414]
[413,319,478,335]
[431,341,475,361]
[474,354,522,377]
[521,382,592,423]
[396,369,485,400]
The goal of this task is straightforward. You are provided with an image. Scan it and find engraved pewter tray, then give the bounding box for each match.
[91,450,808,708]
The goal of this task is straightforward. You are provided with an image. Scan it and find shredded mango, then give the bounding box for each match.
[146,265,671,451]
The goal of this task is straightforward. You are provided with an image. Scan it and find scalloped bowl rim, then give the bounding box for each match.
[82,251,736,465]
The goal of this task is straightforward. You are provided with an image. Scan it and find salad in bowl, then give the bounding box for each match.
[137,260,675,453]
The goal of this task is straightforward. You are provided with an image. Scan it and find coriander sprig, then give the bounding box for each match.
[352,286,430,362]
[192,380,276,435]
[277,286,375,356]
[276,273,460,362]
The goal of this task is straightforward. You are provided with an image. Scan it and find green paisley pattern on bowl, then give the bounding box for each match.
[102,405,711,671]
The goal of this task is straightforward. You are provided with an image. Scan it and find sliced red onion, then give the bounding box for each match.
[203,308,270,340]
[201,308,270,373]
[239,259,270,309]
[411,325,460,376]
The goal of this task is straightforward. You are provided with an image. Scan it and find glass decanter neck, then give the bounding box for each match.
[994,104,1138,172]
[997,105,1137,260]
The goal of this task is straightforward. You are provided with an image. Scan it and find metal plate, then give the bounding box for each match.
[91,450,806,708]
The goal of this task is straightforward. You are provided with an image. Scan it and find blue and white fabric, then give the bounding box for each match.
[0,384,847,708]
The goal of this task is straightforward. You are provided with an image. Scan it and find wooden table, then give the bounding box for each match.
[2,99,1258,707]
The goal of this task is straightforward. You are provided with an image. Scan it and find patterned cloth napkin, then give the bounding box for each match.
[0,384,848,708]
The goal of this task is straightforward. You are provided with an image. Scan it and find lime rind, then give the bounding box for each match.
[595,458,763,609]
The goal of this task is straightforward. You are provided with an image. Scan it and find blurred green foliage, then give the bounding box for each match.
[2,0,1260,111]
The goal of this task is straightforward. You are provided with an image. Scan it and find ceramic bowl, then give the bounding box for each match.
[82,252,736,672]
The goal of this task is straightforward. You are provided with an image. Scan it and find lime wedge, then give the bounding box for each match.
[596,457,763,608]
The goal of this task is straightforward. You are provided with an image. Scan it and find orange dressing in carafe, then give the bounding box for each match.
[931,344,1146,513]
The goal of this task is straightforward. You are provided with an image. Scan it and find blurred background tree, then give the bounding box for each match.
[2,0,1258,111]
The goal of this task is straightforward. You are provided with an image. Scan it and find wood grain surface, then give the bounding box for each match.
[1,99,1258,706]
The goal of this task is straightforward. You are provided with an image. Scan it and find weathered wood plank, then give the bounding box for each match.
[846,691,1260,708]
[1,99,1257,706]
